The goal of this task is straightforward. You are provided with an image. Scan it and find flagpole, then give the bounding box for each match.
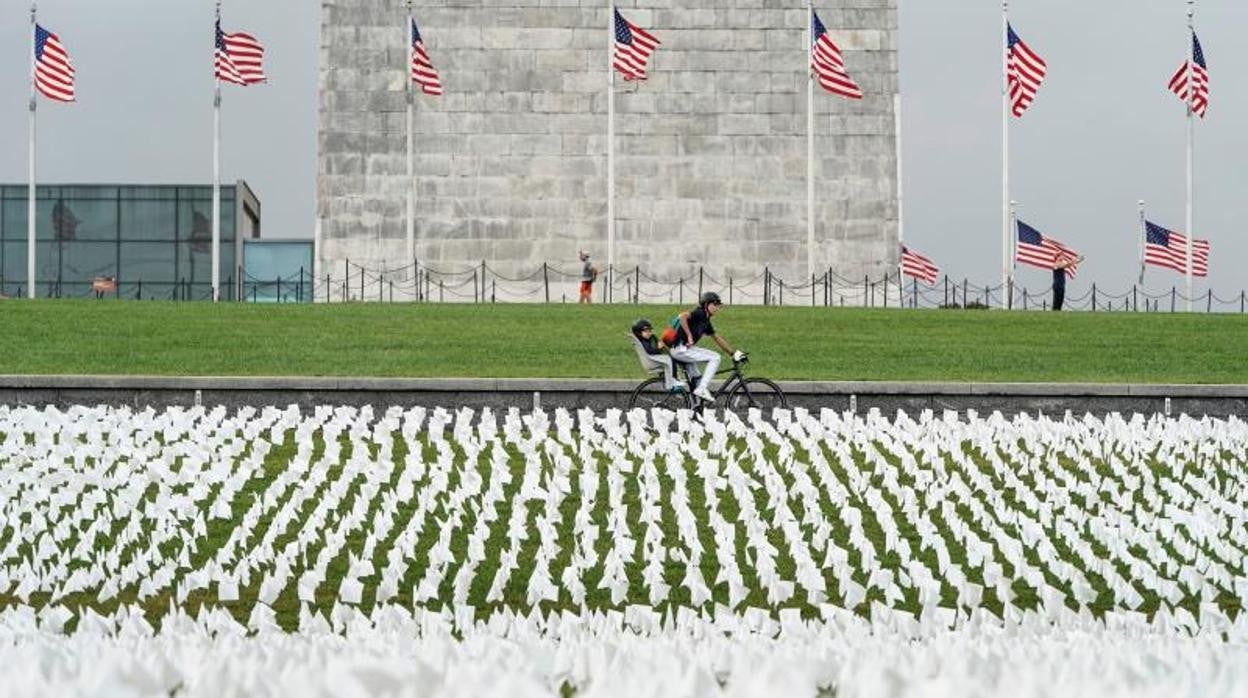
[1009,200,1017,274]
[1184,0,1194,312]
[893,92,904,308]
[1138,200,1146,284]
[606,3,616,289]
[894,92,903,248]
[405,2,415,282]
[212,1,222,302]
[28,2,37,299]
[1001,1,1011,309]
[806,0,816,283]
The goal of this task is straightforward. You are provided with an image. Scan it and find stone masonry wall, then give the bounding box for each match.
[318,0,898,301]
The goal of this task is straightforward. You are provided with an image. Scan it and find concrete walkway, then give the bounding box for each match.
[1,375,1244,417]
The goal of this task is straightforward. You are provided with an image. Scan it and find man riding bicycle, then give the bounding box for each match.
[668,291,746,403]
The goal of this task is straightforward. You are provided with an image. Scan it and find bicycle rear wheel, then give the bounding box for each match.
[727,378,787,412]
[628,376,694,411]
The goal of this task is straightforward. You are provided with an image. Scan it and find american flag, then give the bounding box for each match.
[1006,24,1046,117]
[215,20,266,86]
[900,246,939,285]
[34,24,75,103]
[613,9,659,81]
[1168,33,1209,118]
[1145,221,1209,277]
[411,19,443,96]
[1016,220,1080,278]
[811,10,863,99]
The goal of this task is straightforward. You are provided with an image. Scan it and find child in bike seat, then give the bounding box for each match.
[631,319,687,393]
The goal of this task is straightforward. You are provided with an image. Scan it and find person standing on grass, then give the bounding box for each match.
[578,251,598,304]
[1051,254,1084,311]
[669,291,745,403]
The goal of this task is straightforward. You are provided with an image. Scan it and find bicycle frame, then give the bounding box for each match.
[675,359,746,399]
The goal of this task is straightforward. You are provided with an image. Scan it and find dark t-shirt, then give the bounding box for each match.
[634,331,661,356]
[674,307,715,347]
[1052,268,1066,292]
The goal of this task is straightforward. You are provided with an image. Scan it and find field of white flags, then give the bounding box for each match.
[2,403,1248,696]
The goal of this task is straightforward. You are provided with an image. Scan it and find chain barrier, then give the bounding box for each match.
[24,260,1245,313]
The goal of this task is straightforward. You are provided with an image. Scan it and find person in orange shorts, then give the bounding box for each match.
[578,250,598,304]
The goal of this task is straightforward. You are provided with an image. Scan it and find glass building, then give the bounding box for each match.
[241,239,315,303]
[0,182,260,300]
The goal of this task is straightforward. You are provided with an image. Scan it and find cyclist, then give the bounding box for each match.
[631,319,686,393]
[669,291,745,403]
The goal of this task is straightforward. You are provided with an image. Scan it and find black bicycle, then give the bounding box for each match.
[627,354,787,412]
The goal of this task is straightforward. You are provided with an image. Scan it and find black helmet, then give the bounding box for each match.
[631,318,653,334]
[699,291,723,307]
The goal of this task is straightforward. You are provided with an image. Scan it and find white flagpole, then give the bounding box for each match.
[405,2,415,278]
[212,1,222,302]
[28,2,37,299]
[1138,200,1146,284]
[806,1,816,283]
[894,92,904,308]
[1009,200,1017,269]
[606,3,616,288]
[1184,0,1194,311]
[1001,1,1011,309]
[894,93,903,248]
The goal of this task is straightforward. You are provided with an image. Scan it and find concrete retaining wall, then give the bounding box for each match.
[2,376,1244,418]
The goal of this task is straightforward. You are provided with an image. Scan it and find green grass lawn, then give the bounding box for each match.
[1,300,1245,383]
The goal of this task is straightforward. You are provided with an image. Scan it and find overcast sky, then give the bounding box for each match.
[2,1,1246,295]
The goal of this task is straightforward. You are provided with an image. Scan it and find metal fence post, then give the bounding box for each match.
[543,263,550,303]
[698,266,704,299]
[1092,283,1097,311]
[1171,286,1176,312]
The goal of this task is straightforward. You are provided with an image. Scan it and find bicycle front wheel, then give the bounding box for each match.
[727,378,788,412]
[627,376,694,412]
